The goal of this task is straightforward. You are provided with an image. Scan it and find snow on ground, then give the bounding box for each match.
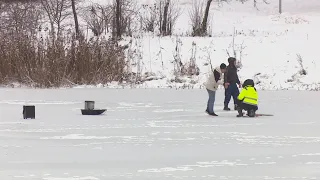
[1,88,320,179]
[71,0,320,90]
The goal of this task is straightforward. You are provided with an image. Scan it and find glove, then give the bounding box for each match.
[224,83,230,89]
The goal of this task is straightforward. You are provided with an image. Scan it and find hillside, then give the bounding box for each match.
[75,0,320,90]
[1,0,320,90]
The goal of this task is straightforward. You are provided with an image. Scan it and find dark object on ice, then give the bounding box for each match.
[81,101,106,115]
[85,101,95,110]
[23,105,35,119]
[255,113,273,117]
[81,109,106,115]
[238,113,274,117]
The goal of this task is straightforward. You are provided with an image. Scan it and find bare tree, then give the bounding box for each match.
[140,3,157,32]
[0,1,4,11]
[279,0,282,14]
[0,1,43,82]
[253,0,270,10]
[189,0,212,36]
[81,0,136,39]
[111,0,138,39]
[236,0,269,7]
[226,27,246,69]
[115,0,121,38]
[1,1,42,35]
[81,3,112,36]
[201,0,212,34]
[142,0,181,36]
[40,0,72,38]
[71,0,80,37]
[188,0,205,36]
[161,0,169,35]
[166,0,181,35]
[0,0,40,2]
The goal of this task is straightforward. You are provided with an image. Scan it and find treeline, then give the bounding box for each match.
[0,0,262,87]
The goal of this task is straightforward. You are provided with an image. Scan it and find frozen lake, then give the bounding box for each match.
[0,88,320,180]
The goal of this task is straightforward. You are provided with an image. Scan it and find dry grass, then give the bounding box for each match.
[0,0,128,88]
[0,34,127,88]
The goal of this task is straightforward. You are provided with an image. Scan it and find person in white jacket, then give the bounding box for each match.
[204,63,227,116]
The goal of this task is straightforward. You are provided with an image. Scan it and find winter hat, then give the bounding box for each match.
[227,57,236,64]
[242,79,255,87]
[220,63,227,69]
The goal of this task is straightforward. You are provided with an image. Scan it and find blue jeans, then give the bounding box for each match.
[224,83,239,107]
[206,89,216,113]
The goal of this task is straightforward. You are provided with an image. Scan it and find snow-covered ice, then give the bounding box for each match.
[1,88,320,179]
[1,0,320,179]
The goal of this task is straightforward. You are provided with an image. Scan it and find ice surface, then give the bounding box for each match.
[0,88,320,179]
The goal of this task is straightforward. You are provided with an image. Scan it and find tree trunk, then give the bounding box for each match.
[279,0,282,14]
[201,0,213,35]
[71,0,80,37]
[50,22,55,41]
[159,0,162,33]
[161,0,170,36]
[116,0,121,38]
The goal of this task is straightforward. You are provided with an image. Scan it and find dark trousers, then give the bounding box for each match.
[237,101,258,117]
[224,83,239,107]
[238,101,258,111]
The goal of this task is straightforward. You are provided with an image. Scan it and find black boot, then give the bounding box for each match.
[205,110,218,116]
[236,106,243,117]
[234,104,238,111]
[237,113,243,117]
[210,112,218,116]
[223,106,230,111]
[248,109,256,117]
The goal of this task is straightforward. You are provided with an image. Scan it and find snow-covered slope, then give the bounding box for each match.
[4,0,318,90]
[71,0,320,90]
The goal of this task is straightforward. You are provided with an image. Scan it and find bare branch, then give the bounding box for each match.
[40,0,73,37]
[80,3,112,36]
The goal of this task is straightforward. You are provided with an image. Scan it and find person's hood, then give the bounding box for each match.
[242,79,255,87]
[214,66,222,74]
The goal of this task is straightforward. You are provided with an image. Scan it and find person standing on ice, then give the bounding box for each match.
[204,63,227,116]
[223,57,241,111]
[236,79,258,117]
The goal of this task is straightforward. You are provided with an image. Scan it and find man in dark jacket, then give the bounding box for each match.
[223,57,241,111]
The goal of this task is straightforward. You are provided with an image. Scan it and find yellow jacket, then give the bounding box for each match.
[238,85,258,106]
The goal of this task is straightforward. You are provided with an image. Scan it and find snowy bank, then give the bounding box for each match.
[77,1,320,90]
[71,12,320,90]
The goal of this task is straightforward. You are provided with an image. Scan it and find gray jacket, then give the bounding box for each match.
[204,67,224,91]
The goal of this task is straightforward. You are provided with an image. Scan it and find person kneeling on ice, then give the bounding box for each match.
[236,79,258,117]
[204,63,227,116]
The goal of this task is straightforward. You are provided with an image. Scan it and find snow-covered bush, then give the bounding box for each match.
[181,41,200,76]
